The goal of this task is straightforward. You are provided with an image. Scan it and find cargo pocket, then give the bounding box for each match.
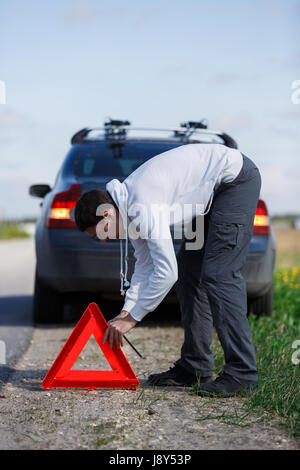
[209,222,243,252]
[201,222,245,283]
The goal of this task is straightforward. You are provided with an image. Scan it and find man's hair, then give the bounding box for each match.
[75,189,117,232]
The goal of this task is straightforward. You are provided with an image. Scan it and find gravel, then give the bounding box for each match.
[0,322,299,450]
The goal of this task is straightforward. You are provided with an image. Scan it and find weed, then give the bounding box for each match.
[192,268,300,437]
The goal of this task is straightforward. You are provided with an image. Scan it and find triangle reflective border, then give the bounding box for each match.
[42,303,140,390]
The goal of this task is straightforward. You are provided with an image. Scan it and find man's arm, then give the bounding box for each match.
[103,224,178,347]
[102,236,153,348]
[123,234,178,321]
[102,237,154,348]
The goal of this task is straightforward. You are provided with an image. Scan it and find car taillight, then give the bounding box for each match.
[253,199,270,235]
[47,184,80,228]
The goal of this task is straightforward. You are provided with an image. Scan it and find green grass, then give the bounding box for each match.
[246,267,300,436]
[193,267,300,437]
[0,223,30,240]
[91,421,126,448]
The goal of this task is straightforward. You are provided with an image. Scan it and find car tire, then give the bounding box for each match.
[33,271,64,324]
[250,284,273,317]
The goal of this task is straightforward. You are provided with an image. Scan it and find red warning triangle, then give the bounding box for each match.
[42,303,140,390]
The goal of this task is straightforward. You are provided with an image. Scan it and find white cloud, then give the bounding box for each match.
[268,124,299,139]
[0,108,33,129]
[279,106,300,120]
[63,0,151,31]
[208,72,260,86]
[64,0,123,25]
[64,0,102,24]
[212,113,256,132]
[158,64,192,77]
[209,72,241,86]
[0,176,42,219]
[260,164,300,214]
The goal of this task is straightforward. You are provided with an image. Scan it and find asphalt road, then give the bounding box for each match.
[0,239,35,383]
[0,237,177,384]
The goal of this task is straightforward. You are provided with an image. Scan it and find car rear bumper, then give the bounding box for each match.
[36,229,276,299]
[242,232,276,298]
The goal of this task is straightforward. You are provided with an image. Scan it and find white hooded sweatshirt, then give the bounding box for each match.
[106,143,243,322]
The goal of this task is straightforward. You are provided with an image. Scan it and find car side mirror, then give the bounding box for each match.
[29,184,52,198]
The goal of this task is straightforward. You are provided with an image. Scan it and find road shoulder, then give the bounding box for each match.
[0,324,298,450]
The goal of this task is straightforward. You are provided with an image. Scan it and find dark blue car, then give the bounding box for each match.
[29,120,276,323]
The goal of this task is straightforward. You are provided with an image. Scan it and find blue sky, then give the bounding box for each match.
[0,0,299,218]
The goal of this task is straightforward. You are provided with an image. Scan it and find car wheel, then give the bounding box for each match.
[33,271,64,324]
[250,284,273,317]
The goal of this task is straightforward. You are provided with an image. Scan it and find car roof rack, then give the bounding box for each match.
[104,118,131,139]
[71,119,131,144]
[174,120,237,148]
[70,118,238,149]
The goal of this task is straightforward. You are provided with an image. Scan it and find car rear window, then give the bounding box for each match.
[74,141,181,178]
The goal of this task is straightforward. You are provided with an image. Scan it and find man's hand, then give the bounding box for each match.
[102,310,137,349]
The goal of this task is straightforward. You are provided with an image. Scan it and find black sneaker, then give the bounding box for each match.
[147,364,212,387]
[194,371,258,397]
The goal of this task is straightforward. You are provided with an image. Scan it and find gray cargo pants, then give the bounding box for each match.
[175,154,261,382]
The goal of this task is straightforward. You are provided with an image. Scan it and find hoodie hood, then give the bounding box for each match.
[106,179,130,296]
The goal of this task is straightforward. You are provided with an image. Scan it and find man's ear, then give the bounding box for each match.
[96,203,115,219]
[103,208,114,219]
[96,207,117,239]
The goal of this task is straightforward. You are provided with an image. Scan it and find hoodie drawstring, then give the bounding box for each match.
[119,225,130,297]
[124,236,130,288]
[120,239,125,296]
